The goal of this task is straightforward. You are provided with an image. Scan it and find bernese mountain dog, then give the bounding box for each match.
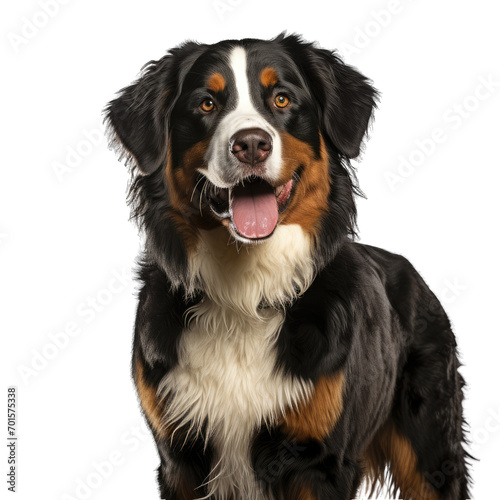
[104,34,471,500]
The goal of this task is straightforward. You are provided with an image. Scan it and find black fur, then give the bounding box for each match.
[253,244,471,499]
[105,34,471,499]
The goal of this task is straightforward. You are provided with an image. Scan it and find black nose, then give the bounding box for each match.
[230,128,272,165]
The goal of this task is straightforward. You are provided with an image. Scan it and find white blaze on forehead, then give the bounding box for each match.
[201,45,283,187]
[230,46,255,113]
[227,46,277,133]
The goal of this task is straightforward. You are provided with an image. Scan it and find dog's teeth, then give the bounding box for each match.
[275,185,284,196]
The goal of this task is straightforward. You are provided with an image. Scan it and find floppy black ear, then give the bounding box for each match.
[310,48,377,158]
[300,43,378,158]
[104,56,175,174]
[104,42,204,174]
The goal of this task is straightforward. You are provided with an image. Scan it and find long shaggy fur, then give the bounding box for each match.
[104,34,471,500]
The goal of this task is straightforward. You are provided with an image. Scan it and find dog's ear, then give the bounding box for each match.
[104,43,204,174]
[284,35,378,159]
[308,48,378,158]
[105,56,174,174]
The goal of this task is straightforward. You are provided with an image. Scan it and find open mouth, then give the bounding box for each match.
[202,176,296,241]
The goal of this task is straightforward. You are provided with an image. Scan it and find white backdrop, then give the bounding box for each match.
[2,0,499,498]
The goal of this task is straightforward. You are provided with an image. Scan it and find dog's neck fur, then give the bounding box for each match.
[186,224,315,319]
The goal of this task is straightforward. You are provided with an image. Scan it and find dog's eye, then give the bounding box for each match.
[274,94,290,108]
[200,99,216,113]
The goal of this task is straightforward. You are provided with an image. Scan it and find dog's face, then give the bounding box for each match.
[106,35,377,262]
[169,40,335,243]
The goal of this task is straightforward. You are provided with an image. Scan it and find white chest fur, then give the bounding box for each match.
[159,225,314,499]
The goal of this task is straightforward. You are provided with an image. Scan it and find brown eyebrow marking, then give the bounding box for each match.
[260,67,279,87]
[206,72,226,93]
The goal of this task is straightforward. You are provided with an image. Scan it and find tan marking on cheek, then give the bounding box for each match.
[363,421,440,500]
[278,132,330,237]
[260,67,279,87]
[166,138,209,208]
[167,210,199,253]
[207,72,225,93]
[134,360,167,437]
[281,372,344,441]
[164,137,219,246]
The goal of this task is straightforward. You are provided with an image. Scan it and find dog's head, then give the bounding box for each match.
[105,34,377,283]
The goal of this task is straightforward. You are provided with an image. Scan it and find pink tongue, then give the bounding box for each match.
[231,181,278,239]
